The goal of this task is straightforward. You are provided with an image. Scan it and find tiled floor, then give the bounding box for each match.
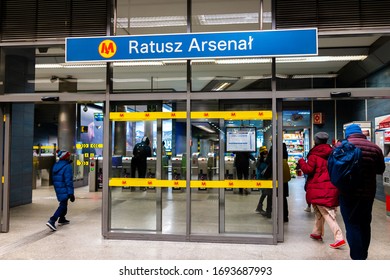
[1,177,390,260]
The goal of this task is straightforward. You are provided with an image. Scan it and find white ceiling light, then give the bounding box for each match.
[194,125,215,133]
[36,63,105,69]
[198,13,258,25]
[216,58,271,64]
[291,74,338,79]
[113,61,164,66]
[35,55,367,70]
[129,16,187,28]
[276,55,367,63]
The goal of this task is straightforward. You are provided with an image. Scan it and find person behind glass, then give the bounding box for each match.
[234,150,256,195]
[255,146,268,214]
[131,136,152,179]
[339,124,385,260]
[262,141,289,222]
[298,132,346,249]
[46,150,75,231]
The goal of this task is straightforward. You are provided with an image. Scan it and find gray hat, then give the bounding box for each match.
[314,132,329,145]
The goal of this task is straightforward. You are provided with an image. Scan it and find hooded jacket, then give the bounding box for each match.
[52,159,74,201]
[298,143,339,207]
[346,133,385,199]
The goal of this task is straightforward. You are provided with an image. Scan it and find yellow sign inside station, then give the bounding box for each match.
[110,110,272,121]
[109,178,273,189]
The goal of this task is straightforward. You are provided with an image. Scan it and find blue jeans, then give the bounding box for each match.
[339,195,374,260]
[50,199,68,222]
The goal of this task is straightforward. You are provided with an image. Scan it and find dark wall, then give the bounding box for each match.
[5,49,35,207]
[10,104,34,206]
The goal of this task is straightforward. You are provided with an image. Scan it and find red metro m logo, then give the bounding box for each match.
[98,40,117,59]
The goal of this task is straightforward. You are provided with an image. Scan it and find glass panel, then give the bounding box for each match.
[192,0,272,33]
[276,35,382,90]
[109,101,187,234]
[112,63,187,93]
[116,0,187,36]
[191,60,272,92]
[191,0,272,93]
[3,47,106,94]
[190,99,274,236]
[190,108,220,234]
[225,120,273,234]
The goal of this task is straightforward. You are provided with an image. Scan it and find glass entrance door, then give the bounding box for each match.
[106,99,278,243]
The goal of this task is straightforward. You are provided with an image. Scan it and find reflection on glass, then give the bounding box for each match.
[113,64,187,93]
[116,0,187,35]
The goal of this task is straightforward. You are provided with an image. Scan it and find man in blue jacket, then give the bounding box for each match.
[46,150,76,231]
[340,124,385,259]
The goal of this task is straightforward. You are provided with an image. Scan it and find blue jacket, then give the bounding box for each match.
[52,160,74,201]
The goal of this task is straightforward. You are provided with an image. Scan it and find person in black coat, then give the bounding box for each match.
[131,136,152,179]
[234,151,255,195]
[262,142,289,222]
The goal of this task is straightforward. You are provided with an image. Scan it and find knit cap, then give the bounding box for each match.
[345,124,362,138]
[57,150,71,160]
[314,132,329,145]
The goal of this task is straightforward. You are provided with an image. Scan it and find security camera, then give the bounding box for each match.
[83,105,88,112]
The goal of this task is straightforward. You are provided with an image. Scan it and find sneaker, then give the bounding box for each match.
[310,233,323,241]
[58,219,70,225]
[261,212,271,219]
[329,240,346,249]
[255,207,264,213]
[304,207,311,212]
[46,220,57,231]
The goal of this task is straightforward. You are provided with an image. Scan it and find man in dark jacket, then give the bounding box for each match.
[131,136,152,179]
[262,142,289,222]
[340,124,385,259]
[234,151,256,195]
[46,150,75,231]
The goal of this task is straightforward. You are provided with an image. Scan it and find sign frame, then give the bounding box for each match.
[66,28,318,63]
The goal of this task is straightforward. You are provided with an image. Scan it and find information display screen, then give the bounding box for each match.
[226,127,256,152]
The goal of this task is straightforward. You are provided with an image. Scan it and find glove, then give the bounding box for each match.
[69,194,75,202]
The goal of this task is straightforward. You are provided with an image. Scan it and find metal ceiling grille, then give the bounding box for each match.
[276,0,390,30]
[1,0,107,41]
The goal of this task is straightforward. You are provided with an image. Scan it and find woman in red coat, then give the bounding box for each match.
[298,132,346,249]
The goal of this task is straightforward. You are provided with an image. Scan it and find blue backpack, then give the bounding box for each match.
[327,140,362,193]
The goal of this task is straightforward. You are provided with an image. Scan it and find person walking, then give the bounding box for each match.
[234,151,255,195]
[255,146,268,214]
[298,132,346,249]
[131,136,152,179]
[262,141,290,222]
[339,124,385,260]
[46,150,75,231]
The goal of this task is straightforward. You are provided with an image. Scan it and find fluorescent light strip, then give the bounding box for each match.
[198,13,258,25]
[276,55,367,63]
[291,74,338,79]
[35,55,367,69]
[113,61,164,66]
[129,16,187,28]
[36,63,105,69]
[118,13,271,29]
[195,125,215,133]
[216,58,271,64]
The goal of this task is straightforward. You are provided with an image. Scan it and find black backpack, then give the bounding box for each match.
[134,142,146,159]
[327,140,362,193]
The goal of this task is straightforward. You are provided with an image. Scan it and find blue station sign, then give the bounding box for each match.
[66,28,317,63]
